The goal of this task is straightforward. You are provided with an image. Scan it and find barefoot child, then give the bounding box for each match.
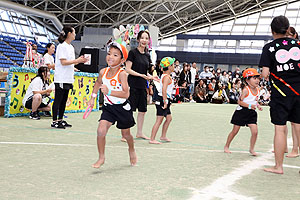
[149,57,175,144]
[260,16,300,174]
[88,42,137,168]
[224,68,263,155]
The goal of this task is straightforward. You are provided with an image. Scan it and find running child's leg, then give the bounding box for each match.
[286,122,299,158]
[160,114,172,142]
[92,120,112,168]
[149,116,164,144]
[121,129,137,166]
[224,125,240,153]
[248,124,258,156]
[264,125,286,174]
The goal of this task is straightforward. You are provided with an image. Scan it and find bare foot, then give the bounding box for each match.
[129,150,137,166]
[264,166,283,174]
[249,150,258,156]
[160,137,171,142]
[149,140,162,144]
[136,134,150,140]
[121,138,127,142]
[92,158,105,168]
[286,152,299,158]
[224,146,231,153]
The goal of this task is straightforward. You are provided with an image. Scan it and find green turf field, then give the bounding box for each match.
[1,103,300,200]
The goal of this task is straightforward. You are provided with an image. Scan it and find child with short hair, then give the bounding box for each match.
[88,42,137,168]
[224,68,263,156]
[149,57,175,144]
[260,16,300,174]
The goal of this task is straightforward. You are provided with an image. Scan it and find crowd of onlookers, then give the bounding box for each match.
[149,59,271,106]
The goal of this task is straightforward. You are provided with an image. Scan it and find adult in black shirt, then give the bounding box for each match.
[260,16,300,175]
[125,30,155,140]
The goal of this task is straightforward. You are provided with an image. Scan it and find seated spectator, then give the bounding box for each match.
[173,80,190,102]
[199,66,214,80]
[207,77,216,102]
[211,82,229,104]
[22,67,53,120]
[228,83,239,104]
[193,79,208,103]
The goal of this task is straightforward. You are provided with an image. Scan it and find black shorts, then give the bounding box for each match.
[24,95,48,110]
[269,96,300,125]
[100,101,135,129]
[155,96,171,117]
[231,107,257,126]
[128,88,147,112]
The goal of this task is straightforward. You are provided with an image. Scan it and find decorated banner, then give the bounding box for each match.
[4,67,99,118]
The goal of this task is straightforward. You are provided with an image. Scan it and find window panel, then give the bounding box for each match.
[260,9,274,17]
[21,25,32,36]
[285,10,298,18]
[210,24,222,32]
[15,24,24,35]
[0,10,10,20]
[3,21,15,33]
[0,21,6,32]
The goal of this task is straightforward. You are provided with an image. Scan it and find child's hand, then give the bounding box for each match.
[251,104,257,110]
[88,98,94,108]
[100,85,109,95]
[257,104,263,111]
[163,101,167,109]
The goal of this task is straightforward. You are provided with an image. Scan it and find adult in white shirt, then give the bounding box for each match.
[51,26,88,129]
[199,66,213,80]
[190,62,197,95]
[43,43,55,70]
[22,67,52,120]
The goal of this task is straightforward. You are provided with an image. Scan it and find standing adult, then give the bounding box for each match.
[43,43,55,70]
[51,26,87,129]
[261,16,300,174]
[190,62,197,96]
[125,30,155,139]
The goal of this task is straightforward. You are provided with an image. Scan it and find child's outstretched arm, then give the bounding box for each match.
[238,87,256,110]
[100,70,129,99]
[88,68,105,108]
[162,75,171,109]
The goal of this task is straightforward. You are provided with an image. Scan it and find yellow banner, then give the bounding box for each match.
[5,67,98,117]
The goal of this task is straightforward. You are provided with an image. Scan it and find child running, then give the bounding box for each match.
[88,42,137,168]
[224,68,262,156]
[149,57,175,144]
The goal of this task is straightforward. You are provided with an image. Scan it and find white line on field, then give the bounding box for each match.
[0,141,250,153]
[188,137,294,200]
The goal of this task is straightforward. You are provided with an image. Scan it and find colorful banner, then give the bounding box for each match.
[4,67,99,118]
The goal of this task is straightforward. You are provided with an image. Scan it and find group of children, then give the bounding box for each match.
[87,15,300,175]
[87,41,175,168]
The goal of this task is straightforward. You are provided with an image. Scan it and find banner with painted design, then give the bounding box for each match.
[4,67,99,117]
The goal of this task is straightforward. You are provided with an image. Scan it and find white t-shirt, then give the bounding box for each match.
[54,42,75,84]
[43,53,54,65]
[22,77,44,106]
[190,67,197,83]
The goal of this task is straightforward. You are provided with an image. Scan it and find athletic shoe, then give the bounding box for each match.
[61,120,72,128]
[51,121,65,129]
[44,111,52,117]
[29,111,40,120]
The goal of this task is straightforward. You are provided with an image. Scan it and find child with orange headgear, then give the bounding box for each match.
[88,41,137,168]
[224,68,263,156]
